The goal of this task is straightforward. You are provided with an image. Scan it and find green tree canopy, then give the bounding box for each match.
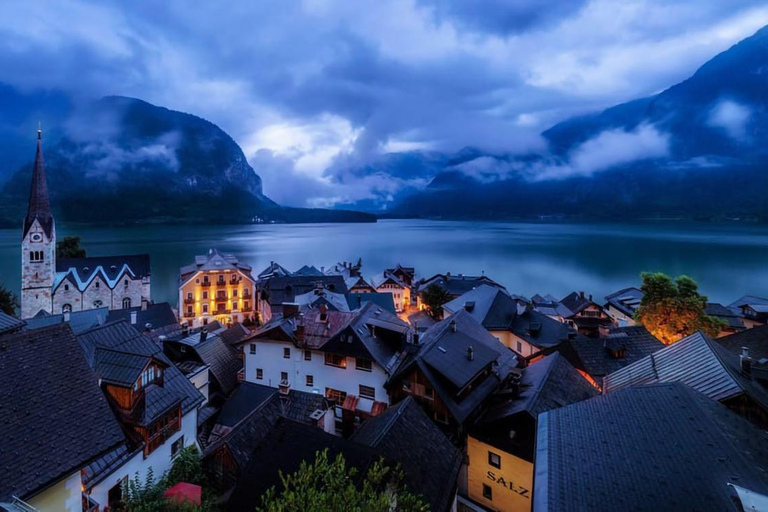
[56,235,86,259]
[258,449,426,512]
[419,283,452,319]
[634,272,725,344]
[0,281,19,316]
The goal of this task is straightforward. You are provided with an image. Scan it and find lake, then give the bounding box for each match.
[1,219,767,307]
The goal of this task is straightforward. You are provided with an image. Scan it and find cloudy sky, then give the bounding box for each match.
[1,0,767,207]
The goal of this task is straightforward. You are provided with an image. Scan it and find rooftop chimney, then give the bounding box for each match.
[181,323,189,336]
[450,319,457,333]
[579,291,585,299]
[296,313,305,343]
[741,346,752,375]
[279,379,291,396]
[63,311,71,323]
[319,304,329,322]
[467,345,474,361]
[141,298,148,311]
[130,311,137,325]
[200,327,208,343]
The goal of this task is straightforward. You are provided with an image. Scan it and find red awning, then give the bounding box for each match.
[164,482,202,506]
[341,395,359,411]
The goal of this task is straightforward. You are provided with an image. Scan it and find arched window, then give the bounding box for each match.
[62,304,72,313]
[122,297,132,309]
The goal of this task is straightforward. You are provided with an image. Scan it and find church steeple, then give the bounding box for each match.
[23,125,53,239]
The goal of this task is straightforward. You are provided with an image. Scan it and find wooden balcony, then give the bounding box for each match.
[184,297,195,304]
[237,368,244,383]
[241,306,254,312]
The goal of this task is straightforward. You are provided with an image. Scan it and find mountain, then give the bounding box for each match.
[0,93,374,225]
[393,25,768,220]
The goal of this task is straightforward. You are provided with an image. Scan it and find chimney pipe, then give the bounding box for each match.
[130,311,137,325]
[580,291,585,299]
[741,346,752,375]
[467,346,474,361]
[200,327,208,342]
[450,319,457,333]
[63,311,71,323]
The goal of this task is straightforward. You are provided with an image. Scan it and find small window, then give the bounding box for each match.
[122,297,132,309]
[482,484,492,501]
[355,358,372,372]
[62,304,72,314]
[516,341,523,353]
[171,436,184,458]
[359,385,375,400]
[202,304,209,314]
[256,368,263,380]
[186,306,193,315]
[324,353,346,368]
[488,451,501,469]
[203,291,208,299]
[304,350,312,361]
[232,301,238,311]
[283,347,291,359]
[280,371,288,382]
[325,388,347,403]
[187,292,193,300]
[64,284,69,291]
[250,344,256,355]
[233,289,238,297]
[95,281,100,289]
[306,375,314,387]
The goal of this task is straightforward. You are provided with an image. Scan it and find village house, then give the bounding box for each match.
[717,324,768,384]
[557,325,665,389]
[386,310,518,439]
[463,353,597,512]
[258,274,348,321]
[178,249,256,328]
[603,331,768,428]
[0,323,126,512]
[370,270,411,312]
[75,320,204,509]
[534,291,612,338]
[237,301,410,435]
[20,130,151,319]
[705,302,747,336]
[533,383,768,511]
[227,397,462,512]
[442,284,577,360]
[203,382,334,491]
[416,272,506,310]
[345,275,377,293]
[603,286,643,326]
[385,264,416,287]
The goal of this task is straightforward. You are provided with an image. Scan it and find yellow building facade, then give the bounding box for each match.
[466,435,533,512]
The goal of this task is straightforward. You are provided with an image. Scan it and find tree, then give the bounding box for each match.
[258,449,426,512]
[56,235,86,259]
[420,283,452,319]
[0,281,19,315]
[634,272,725,344]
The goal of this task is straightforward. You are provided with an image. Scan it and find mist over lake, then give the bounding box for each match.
[2,219,767,306]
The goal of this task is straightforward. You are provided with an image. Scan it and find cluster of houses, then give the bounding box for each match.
[4,131,768,511]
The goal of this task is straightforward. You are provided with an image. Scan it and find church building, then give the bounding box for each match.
[20,129,151,319]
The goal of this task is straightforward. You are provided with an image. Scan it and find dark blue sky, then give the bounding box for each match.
[1,0,767,207]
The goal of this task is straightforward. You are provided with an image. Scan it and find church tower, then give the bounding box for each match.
[21,127,56,319]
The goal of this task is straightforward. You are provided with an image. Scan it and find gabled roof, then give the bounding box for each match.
[55,254,150,292]
[194,335,242,396]
[478,352,598,424]
[345,292,396,314]
[603,331,768,412]
[534,383,768,511]
[257,261,292,280]
[293,264,323,277]
[95,348,155,387]
[705,303,746,330]
[718,324,768,363]
[442,284,520,330]
[24,307,108,334]
[603,286,644,317]
[509,308,574,350]
[106,303,177,331]
[294,288,351,312]
[560,326,665,381]
[390,311,517,424]
[181,248,252,276]
[23,130,53,239]
[0,324,125,501]
[418,273,506,296]
[370,271,407,289]
[729,295,768,309]
[0,312,25,336]
[352,397,462,512]
[261,275,348,305]
[219,323,251,347]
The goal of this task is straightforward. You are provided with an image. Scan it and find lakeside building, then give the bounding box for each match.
[416,272,506,310]
[603,286,643,326]
[717,324,768,383]
[370,270,411,312]
[533,291,612,338]
[178,249,256,328]
[20,130,151,319]
[533,383,768,511]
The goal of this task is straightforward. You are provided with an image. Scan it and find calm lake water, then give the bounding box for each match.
[1,219,767,307]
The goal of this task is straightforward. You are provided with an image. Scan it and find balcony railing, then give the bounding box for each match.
[215,296,228,302]
[201,281,212,287]
[144,419,180,457]
[242,306,253,312]
[184,297,195,304]
[215,309,232,315]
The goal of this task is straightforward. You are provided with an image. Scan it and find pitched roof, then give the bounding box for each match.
[508,308,574,350]
[181,248,252,277]
[352,397,462,512]
[718,324,768,363]
[603,286,644,317]
[0,312,25,336]
[478,352,598,424]
[294,288,351,312]
[729,295,768,309]
[24,307,108,334]
[443,285,523,330]
[534,383,768,511]
[106,302,177,331]
[370,271,407,289]
[219,323,251,347]
[293,265,324,276]
[559,291,595,317]
[55,254,150,292]
[23,130,53,239]
[256,261,292,280]
[603,331,768,412]
[94,348,154,387]
[560,326,665,381]
[0,324,125,501]
[418,274,506,297]
[194,335,242,396]
[261,275,348,305]
[390,311,517,424]
[345,292,396,314]
[226,418,381,512]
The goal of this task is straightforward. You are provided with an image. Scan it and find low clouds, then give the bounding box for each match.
[0,0,767,206]
[708,99,753,140]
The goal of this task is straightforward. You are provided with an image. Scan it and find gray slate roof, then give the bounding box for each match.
[603,331,768,412]
[194,335,242,396]
[106,302,177,331]
[603,286,643,317]
[24,307,108,334]
[94,348,153,387]
[346,292,396,314]
[559,326,665,382]
[706,302,746,330]
[534,383,768,511]
[0,324,125,501]
[718,323,768,363]
[509,308,575,350]
[261,275,348,305]
[418,273,506,297]
[442,284,521,330]
[352,397,462,512]
[0,312,25,336]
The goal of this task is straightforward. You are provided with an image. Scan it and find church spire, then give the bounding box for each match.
[23,124,54,239]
